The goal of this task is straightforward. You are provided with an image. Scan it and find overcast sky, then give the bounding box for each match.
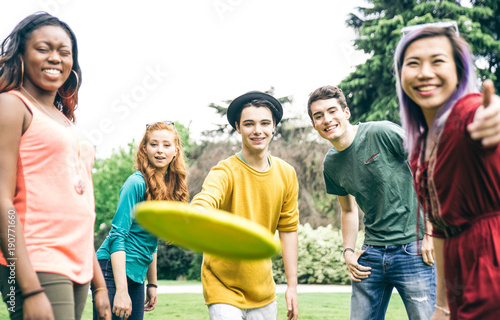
[2,0,368,158]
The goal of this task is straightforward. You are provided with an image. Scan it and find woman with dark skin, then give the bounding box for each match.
[0,12,110,320]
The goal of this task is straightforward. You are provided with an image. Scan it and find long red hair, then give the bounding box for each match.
[135,122,188,203]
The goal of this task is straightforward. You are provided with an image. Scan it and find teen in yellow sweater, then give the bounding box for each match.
[192,91,299,320]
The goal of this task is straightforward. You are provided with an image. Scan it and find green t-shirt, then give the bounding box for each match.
[323,121,423,245]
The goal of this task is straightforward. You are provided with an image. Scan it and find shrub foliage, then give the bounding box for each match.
[272,224,364,285]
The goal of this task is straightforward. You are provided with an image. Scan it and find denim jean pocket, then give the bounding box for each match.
[360,244,372,255]
[98,259,113,277]
[402,241,419,256]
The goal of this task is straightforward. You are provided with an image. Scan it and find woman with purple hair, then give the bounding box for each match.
[394,23,500,319]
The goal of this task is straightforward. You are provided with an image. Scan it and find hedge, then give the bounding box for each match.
[272,224,364,285]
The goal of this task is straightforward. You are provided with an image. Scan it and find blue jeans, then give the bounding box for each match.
[351,241,436,320]
[92,259,145,320]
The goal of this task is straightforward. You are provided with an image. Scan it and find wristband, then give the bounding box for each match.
[147,283,158,288]
[93,287,108,293]
[21,287,45,299]
[343,248,355,257]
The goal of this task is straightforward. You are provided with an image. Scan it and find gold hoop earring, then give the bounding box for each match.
[58,70,79,99]
[18,55,24,89]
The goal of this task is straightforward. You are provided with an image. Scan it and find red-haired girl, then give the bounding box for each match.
[94,121,188,320]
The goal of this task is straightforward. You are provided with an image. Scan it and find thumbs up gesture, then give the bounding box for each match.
[468,79,500,147]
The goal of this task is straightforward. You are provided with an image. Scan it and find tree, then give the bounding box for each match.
[341,0,500,123]
[174,121,194,163]
[469,0,500,92]
[93,142,136,231]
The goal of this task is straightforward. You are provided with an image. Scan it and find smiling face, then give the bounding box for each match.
[401,36,458,124]
[22,25,73,92]
[236,106,275,155]
[144,129,178,172]
[310,98,351,143]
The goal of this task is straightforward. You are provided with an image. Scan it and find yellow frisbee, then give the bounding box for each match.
[134,201,281,260]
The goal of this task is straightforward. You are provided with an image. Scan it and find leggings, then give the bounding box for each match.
[0,265,89,320]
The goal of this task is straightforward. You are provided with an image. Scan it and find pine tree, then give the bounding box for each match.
[340,0,500,123]
[469,0,500,91]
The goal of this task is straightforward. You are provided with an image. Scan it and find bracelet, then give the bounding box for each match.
[434,304,450,316]
[343,248,355,257]
[21,287,45,299]
[93,287,108,293]
[147,283,158,288]
[425,233,433,237]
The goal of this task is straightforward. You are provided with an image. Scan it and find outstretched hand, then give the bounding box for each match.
[468,79,500,147]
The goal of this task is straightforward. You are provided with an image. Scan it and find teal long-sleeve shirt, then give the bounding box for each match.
[96,171,158,284]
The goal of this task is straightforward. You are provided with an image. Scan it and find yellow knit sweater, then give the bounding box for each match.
[191,154,299,309]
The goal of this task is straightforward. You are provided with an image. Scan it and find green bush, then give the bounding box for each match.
[272,224,364,285]
[187,252,203,280]
[94,224,112,250]
[157,242,202,280]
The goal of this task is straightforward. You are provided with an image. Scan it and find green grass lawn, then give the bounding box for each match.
[1,291,407,320]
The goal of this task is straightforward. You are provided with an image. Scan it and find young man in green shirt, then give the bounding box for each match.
[192,91,299,320]
[308,85,435,319]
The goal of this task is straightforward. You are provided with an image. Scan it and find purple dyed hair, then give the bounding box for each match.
[394,26,478,156]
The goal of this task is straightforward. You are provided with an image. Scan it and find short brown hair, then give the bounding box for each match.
[307,86,347,120]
